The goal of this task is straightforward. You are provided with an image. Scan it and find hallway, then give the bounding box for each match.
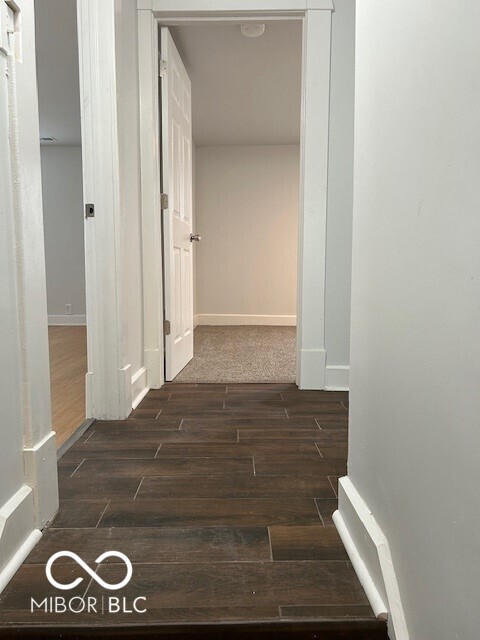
[0,384,386,638]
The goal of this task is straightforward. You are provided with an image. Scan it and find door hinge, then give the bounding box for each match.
[160,193,169,209]
[163,320,171,336]
[159,58,167,78]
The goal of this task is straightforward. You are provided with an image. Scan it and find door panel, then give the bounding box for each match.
[161,27,194,380]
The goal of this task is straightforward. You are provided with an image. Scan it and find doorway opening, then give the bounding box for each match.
[35,0,89,450]
[160,22,302,384]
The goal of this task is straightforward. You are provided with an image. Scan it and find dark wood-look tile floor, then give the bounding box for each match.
[0,384,387,639]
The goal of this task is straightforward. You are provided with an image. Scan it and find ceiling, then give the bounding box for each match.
[170,22,302,147]
[33,8,301,148]
[34,0,81,145]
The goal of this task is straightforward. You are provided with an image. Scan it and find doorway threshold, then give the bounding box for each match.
[56,419,94,461]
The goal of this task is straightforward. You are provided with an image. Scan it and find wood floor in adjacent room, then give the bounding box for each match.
[0,384,387,640]
[48,325,87,447]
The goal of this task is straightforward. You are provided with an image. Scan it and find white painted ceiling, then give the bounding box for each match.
[33,8,301,148]
[34,0,81,145]
[170,22,302,147]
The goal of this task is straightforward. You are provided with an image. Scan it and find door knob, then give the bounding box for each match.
[190,234,201,242]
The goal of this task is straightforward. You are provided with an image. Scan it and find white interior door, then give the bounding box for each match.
[161,27,194,381]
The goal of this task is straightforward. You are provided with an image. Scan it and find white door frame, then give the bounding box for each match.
[138,0,333,390]
[77,1,133,418]
[0,0,58,591]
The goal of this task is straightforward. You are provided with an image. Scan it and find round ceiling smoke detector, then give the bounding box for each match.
[239,24,266,38]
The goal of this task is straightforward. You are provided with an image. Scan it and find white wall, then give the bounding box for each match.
[115,0,145,380]
[195,145,299,324]
[41,146,86,322]
[34,0,81,145]
[341,1,480,639]
[325,0,355,369]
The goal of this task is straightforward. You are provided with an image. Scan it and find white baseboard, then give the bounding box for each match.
[23,431,59,529]
[195,314,297,326]
[85,371,93,419]
[193,314,200,328]
[325,365,350,390]
[297,347,326,389]
[144,347,163,389]
[131,365,149,410]
[0,485,38,594]
[86,365,150,419]
[119,364,132,418]
[335,476,410,640]
[0,528,42,595]
[48,314,86,326]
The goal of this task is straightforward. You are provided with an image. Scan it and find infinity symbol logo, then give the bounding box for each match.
[46,551,133,591]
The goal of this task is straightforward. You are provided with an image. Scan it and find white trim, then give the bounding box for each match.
[10,0,59,530]
[23,432,58,529]
[150,0,334,12]
[0,0,56,588]
[335,477,410,640]
[325,365,350,390]
[297,347,326,389]
[296,9,331,390]
[118,365,133,418]
[47,314,86,326]
[77,0,131,418]
[195,314,297,326]
[131,366,149,409]
[0,528,42,595]
[140,3,333,391]
[0,485,37,594]
[333,510,387,618]
[138,10,164,391]
[85,371,93,420]
[155,15,304,25]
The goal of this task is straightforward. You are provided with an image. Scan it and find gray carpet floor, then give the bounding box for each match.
[173,325,296,383]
